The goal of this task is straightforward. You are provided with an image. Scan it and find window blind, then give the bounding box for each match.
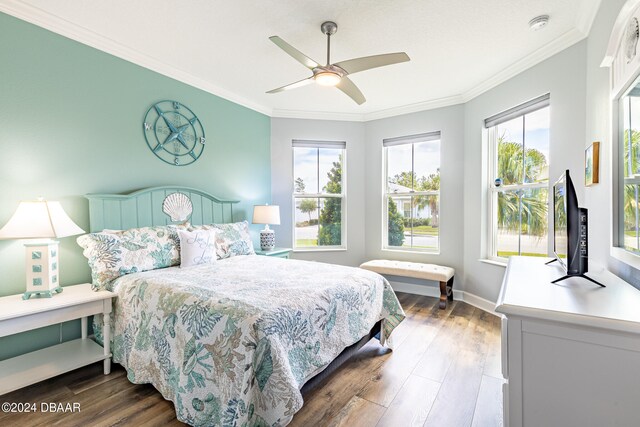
[292,139,346,149]
[484,93,550,128]
[382,131,441,147]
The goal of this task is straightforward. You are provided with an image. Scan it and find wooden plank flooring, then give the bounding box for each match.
[0,293,503,427]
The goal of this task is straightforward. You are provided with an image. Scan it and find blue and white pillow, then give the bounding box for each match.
[77,224,184,290]
[177,229,217,268]
[190,220,255,259]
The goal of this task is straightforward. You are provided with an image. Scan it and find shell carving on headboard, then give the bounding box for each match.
[163,192,193,222]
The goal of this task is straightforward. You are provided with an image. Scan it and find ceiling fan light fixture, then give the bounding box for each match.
[314,71,341,86]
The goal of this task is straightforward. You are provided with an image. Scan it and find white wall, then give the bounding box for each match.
[584,0,640,288]
[271,118,366,266]
[463,41,588,301]
[364,105,466,288]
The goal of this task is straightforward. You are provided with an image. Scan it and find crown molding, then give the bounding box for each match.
[362,94,465,121]
[1,0,601,122]
[461,28,587,103]
[576,0,602,36]
[0,0,272,117]
[272,94,465,122]
[271,109,365,122]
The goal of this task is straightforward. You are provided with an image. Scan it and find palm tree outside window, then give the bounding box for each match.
[486,94,550,261]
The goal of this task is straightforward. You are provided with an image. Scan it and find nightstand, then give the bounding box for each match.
[0,284,115,395]
[255,247,292,259]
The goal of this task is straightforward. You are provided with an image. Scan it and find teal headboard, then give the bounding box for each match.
[85,186,240,232]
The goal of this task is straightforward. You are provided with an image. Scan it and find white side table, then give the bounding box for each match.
[0,283,115,395]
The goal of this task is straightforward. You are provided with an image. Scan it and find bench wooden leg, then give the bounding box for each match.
[439,277,454,309]
[439,281,447,309]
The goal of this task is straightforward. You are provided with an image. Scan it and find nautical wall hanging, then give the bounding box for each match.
[143,100,205,166]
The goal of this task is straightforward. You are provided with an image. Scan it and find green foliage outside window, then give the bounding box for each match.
[623,130,640,238]
[389,171,440,227]
[298,198,317,223]
[318,157,343,246]
[496,138,548,237]
[388,198,405,246]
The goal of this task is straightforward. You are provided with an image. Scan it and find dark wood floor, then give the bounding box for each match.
[1,293,503,427]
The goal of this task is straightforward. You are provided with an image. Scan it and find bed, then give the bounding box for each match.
[78,186,405,426]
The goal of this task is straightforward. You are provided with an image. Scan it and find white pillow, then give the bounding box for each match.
[177,229,217,268]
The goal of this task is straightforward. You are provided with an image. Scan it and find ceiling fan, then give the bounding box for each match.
[267,21,410,105]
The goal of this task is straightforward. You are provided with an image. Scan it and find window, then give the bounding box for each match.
[486,94,550,261]
[383,132,441,252]
[292,140,346,250]
[621,88,640,254]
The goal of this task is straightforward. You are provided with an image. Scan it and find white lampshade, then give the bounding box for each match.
[253,205,280,225]
[0,200,85,240]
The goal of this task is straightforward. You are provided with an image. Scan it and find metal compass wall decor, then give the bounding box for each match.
[143,100,205,166]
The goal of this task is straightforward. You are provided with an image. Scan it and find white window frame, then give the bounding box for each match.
[620,94,640,254]
[382,132,441,253]
[292,140,347,252]
[485,94,551,262]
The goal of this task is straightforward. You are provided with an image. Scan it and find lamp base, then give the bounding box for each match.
[260,229,275,251]
[24,240,61,299]
[23,286,63,300]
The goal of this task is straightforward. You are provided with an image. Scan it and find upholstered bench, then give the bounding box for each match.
[359,260,455,309]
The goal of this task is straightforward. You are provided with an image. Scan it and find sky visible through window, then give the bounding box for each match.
[294,148,339,195]
[386,141,440,189]
[497,107,550,181]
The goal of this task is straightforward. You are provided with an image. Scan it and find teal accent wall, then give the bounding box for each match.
[0,13,271,359]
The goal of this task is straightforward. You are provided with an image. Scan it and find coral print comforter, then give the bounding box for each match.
[98,255,404,426]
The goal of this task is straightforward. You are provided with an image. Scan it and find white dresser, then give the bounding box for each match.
[496,256,640,427]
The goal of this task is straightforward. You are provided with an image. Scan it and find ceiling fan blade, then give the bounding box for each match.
[335,52,410,75]
[269,36,320,70]
[266,77,314,94]
[336,76,366,105]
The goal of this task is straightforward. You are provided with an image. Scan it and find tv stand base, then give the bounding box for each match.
[551,274,606,287]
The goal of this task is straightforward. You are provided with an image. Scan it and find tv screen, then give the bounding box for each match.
[553,176,568,268]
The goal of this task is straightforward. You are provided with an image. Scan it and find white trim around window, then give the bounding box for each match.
[382,132,441,253]
[485,95,551,262]
[291,140,347,252]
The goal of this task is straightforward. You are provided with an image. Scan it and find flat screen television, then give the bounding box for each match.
[548,170,604,287]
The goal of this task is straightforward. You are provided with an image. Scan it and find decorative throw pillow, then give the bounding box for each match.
[190,220,255,259]
[177,229,217,268]
[77,224,184,290]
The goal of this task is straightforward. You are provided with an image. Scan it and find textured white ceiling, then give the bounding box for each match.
[1,0,601,120]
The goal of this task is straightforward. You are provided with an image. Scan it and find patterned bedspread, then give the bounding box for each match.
[96,255,404,426]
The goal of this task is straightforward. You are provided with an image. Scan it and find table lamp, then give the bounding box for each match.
[0,200,85,300]
[253,205,280,250]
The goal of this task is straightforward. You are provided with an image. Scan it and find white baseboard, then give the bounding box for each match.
[388,280,497,315]
[461,292,498,315]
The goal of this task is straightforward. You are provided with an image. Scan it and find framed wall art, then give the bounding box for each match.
[585,141,600,186]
